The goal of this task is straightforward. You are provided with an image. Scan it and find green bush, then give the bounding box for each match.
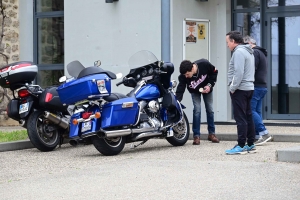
[0,130,28,142]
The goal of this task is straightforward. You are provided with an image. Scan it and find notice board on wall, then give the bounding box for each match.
[183,19,210,62]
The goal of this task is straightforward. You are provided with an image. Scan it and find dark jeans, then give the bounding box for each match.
[251,87,268,139]
[230,90,255,147]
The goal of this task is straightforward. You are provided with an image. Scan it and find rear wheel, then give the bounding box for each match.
[27,110,60,152]
[166,112,190,146]
[92,135,125,156]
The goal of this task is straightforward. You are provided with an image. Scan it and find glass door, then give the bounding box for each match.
[266,12,300,119]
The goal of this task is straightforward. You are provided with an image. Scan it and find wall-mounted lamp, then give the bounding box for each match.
[106,0,118,3]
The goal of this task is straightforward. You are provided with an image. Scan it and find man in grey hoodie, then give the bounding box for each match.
[225,31,256,155]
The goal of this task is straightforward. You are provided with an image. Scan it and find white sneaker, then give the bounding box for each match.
[254,134,272,146]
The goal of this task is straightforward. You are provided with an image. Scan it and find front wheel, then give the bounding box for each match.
[166,112,190,146]
[27,110,60,152]
[92,135,125,156]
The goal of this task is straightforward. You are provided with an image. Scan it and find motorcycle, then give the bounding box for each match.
[0,61,72,152]
[57,50,190,156]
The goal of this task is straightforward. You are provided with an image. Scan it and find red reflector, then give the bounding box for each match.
[82,112,92,119]
[45,93,53,102]
[18,89,30,98]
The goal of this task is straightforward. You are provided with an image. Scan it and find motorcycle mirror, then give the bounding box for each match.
[158,60,164,68]
[116,73,123,79]
[94,60,101,67]
[59,76,67,83]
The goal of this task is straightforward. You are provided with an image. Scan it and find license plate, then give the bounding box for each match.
[19,102,29,114]
[81,121,92,132]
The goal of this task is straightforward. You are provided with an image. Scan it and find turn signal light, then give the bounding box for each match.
[94,112,101,118]
[72,119,78,125]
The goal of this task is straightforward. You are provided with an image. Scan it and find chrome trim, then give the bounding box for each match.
[132,131,162,141]
[44,111,69,129]
[132,127,155,134]
[133,104,141,126]
[103,129,132,138]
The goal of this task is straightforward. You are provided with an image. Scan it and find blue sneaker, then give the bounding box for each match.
[245,144,257,154]
[225,145,247,155]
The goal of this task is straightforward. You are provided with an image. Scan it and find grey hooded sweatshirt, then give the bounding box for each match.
[228,44,255,93]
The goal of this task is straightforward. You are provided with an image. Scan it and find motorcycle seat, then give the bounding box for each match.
[103,93,127,102]
[77,66,116,79]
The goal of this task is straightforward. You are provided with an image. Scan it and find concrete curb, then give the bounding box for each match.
[276,146,300,163]
[0,140,33,152]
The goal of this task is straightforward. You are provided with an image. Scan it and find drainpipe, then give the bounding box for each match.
[161,0,170,62]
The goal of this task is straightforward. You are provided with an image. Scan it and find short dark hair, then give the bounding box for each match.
[179,60,193,74]
[226,31,244,44]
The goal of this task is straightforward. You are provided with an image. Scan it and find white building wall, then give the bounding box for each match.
[171,0,232,123]
[19,0,33,61]
[65,0,161,95]
[19,0,233,123]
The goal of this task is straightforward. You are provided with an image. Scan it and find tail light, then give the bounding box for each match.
[82,112,93,119]
[18,89,30,98]
[45,93,53,102]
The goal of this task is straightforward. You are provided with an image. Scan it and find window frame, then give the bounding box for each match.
[33,1,64,72]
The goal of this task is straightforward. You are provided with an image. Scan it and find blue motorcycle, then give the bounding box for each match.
[57,50,190,156]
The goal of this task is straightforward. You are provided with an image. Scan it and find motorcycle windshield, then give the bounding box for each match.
[128,50,159,69]
[66,60,85,78]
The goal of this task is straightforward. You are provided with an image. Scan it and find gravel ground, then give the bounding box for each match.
[0,139,299,200]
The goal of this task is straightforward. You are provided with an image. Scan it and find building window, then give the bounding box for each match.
[234,0,260,9]
[33,0,64,88]
[234,12,261,45]
[268,0,300,7]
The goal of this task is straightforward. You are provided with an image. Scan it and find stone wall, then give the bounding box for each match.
[0,0,19,126]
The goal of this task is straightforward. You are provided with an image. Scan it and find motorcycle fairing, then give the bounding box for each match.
[101,97,139,129]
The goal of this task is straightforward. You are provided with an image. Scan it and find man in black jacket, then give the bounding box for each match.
[175,59,219,145]
[243,36,272,146]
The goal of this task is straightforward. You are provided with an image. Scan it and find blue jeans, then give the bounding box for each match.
[251,87,268,139]
[191,92,215,137]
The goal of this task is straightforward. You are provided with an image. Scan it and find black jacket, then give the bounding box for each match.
[175,59,218,102]
[253,46,267,88]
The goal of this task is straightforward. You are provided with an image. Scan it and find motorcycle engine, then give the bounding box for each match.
[148,100,159,113]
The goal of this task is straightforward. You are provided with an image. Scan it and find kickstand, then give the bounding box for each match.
[130,140,148,149]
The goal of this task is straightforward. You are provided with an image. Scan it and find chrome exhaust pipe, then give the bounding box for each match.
[133,131,162,141]
[69,139,78,147]
[44,111,69,129]
[101,129,132,138]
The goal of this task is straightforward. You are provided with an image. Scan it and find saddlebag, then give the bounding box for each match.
[39,86,68,113]
[101,97,139,128]
[7,99,21,121]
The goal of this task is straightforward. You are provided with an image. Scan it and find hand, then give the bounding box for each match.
[202,86,211,93]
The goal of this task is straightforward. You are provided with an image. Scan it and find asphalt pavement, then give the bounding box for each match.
[0,139,299,200]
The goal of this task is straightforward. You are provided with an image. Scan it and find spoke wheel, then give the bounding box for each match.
[166,112,190,146]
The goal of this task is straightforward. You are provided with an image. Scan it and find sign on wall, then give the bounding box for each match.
[183,19,210,62]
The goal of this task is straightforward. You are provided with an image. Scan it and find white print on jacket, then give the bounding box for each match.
[189,74,207,89]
